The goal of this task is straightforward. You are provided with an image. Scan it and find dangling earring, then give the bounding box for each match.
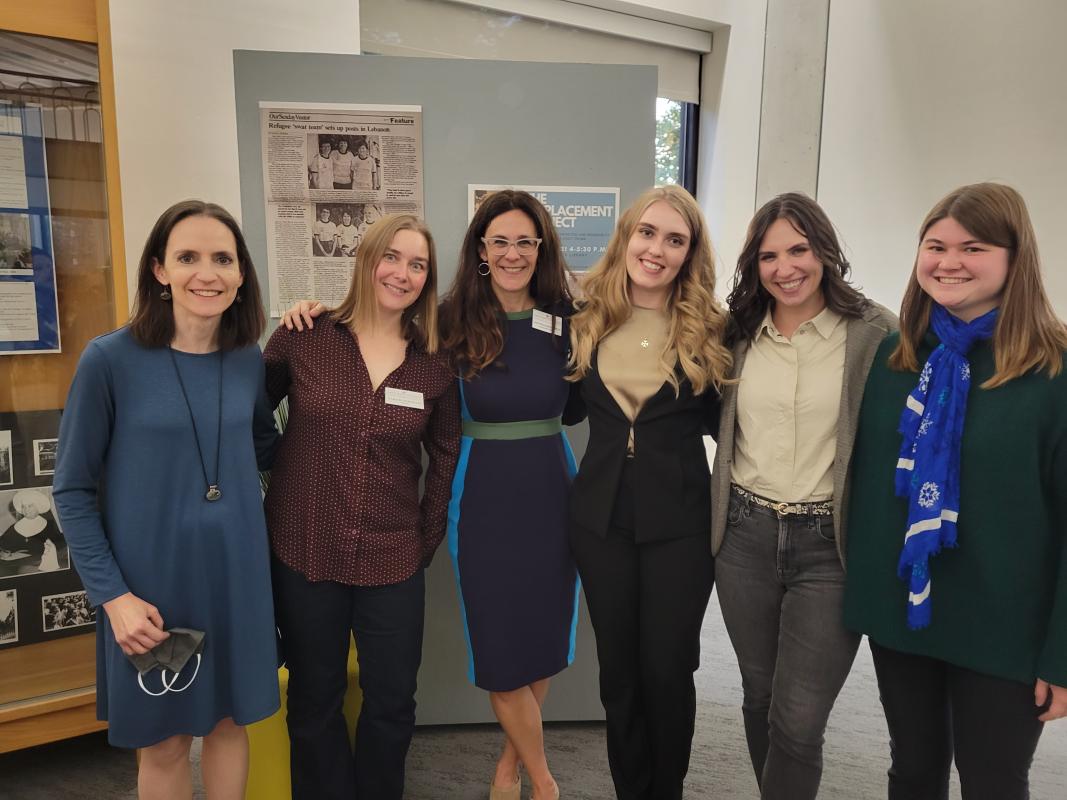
[477,262,491,277]
[236,291,243,304]
[160,286,172,300]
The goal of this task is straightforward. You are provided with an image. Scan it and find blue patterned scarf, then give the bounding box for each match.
[894,304,998,629]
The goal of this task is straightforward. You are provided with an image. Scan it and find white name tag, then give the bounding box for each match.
[384,387,425,410]
[532,309,563,336]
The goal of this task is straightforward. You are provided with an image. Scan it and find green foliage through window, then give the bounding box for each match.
[655,98,682,186]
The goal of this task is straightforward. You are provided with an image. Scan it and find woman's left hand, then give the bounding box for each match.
[1035,678,1067,721]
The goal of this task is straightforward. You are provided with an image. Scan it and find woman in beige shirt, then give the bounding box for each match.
[709,193,896,800]
[568,185,732,800]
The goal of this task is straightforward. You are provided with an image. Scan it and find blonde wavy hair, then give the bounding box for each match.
[890,182,1067,388]
[569,185,732,395]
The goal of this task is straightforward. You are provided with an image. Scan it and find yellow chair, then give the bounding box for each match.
[245,638,362,800]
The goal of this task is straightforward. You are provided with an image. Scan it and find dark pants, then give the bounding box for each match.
[569,471,714,800]
[869,640,1046,800]
[272,557,425,800]
[715,490,860,799]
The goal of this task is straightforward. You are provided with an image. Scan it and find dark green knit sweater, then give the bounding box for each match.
[844,332,1067,686]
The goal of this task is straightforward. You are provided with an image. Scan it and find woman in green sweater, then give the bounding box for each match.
[844,182,1067,799]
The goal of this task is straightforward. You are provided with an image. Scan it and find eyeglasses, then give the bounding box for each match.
[481,237,542,255]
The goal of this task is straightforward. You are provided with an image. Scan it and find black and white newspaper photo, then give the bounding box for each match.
[260,102,424,316]
[41,589,95,631]
[0,588,16,644]
[0,486,69,579]
[32,437,56,476]
[0,430,12,487]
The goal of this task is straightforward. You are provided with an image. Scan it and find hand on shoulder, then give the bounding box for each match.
[281,300,327,332]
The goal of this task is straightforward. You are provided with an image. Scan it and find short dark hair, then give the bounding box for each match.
[128,200,266,350]
[726,192,869,344]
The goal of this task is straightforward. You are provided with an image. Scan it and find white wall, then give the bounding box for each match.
[818,0,1067,314]
[106,0,767,299]
[609,0,768,284]
[108,0,360,302]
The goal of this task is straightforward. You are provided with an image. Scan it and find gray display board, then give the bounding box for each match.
[234,50,657,724]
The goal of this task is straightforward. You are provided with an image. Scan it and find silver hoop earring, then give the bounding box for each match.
[477,262,491,277]
[160,286,172,300]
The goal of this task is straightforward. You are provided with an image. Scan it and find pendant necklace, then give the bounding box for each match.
[168,347,224,502]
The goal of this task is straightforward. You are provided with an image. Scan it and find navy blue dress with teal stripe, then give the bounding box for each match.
[447,309,581,692]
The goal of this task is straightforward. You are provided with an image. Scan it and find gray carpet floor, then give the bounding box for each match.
[3,591,1065,798]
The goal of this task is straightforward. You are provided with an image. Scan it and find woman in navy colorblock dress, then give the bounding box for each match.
[54,201,280,798]
[440,190,583,800]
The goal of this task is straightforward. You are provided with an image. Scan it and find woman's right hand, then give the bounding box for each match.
[282,300,327,331]
[102,592,168,656]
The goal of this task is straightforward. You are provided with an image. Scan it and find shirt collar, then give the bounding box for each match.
[808,306,844,339]
[754,306,843,341]
[753,310,777,342]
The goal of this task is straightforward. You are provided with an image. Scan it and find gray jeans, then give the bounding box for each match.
[715,488,861,800]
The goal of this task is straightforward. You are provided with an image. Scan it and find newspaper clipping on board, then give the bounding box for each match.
[259,102,424,317]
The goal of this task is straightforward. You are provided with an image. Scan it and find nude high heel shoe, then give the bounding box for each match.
[489,775,521,800]
[529,783,559,800]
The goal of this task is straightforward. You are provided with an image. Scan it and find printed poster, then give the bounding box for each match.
[0,104,60,354]
[468,185,620,270]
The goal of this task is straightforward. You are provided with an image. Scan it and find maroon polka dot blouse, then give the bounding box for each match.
[263,319,461,586]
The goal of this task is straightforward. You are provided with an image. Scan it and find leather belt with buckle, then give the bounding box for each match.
[731,485,834,517]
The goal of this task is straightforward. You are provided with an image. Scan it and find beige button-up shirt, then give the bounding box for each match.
[730,306,846,502]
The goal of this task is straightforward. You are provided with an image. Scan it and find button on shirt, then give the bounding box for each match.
[263,319,461,586]
[730,307,846,502]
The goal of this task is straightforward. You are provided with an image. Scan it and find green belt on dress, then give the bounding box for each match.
[461,416,563,440]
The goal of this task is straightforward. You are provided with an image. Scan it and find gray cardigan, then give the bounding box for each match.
[710,301,898,567]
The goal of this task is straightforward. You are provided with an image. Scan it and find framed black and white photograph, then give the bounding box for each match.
[41,589,95,632]
[0,430,12,487]
[0,588,17,644]
[0,486,69,579]
[33,437,57,476]
[0,212,32,274]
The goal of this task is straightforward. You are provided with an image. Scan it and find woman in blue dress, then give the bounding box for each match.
[440,190,583,800]
[54,201,280,799]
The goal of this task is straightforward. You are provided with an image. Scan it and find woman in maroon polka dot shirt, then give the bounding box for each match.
[263,213,461,800]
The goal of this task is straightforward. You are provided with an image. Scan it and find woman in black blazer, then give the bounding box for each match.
[568,185,732,800]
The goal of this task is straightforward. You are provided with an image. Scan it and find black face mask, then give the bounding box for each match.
[126,628,205,696]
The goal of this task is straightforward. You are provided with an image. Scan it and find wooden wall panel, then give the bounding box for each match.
[0,0,97,44]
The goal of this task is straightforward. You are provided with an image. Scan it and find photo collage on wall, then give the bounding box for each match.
[0,409,93,650]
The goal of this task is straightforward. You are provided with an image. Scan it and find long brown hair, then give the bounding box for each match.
[129,200,265,349]
[726,192,869,344]
[332,213,440,352]
[440,190,572,377]
[568,185,732,395]
[890,182,1067,388]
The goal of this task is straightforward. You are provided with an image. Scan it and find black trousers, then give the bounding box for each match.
[869,640,1046,800]
[272,557,425,800]
[569,474,714,800]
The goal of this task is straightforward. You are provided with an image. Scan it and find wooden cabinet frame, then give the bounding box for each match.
[0,0,127,752]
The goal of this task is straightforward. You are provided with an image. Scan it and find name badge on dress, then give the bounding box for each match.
[384,387,425,410]
[532,309,563,336]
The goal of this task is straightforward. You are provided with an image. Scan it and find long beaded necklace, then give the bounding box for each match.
[167,347,224,502]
